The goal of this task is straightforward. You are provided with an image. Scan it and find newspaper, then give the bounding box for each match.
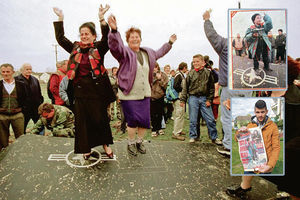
[236,127,268,172]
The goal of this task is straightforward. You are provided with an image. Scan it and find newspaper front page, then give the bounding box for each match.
[236,127,268,172]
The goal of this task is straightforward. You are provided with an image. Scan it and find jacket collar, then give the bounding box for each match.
[251,115,270,128]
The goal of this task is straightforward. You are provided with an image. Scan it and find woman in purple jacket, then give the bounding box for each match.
[107,15,177,156]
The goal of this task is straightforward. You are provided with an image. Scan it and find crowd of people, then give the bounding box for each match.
[0,5,299,199]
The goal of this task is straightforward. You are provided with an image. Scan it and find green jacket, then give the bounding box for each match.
[245,14,273,58]
[31,105,75,137]
[180,68,215,103]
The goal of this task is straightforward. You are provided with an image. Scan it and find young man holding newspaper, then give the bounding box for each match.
[227,99,280,199]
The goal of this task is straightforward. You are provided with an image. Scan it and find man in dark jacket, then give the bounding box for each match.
[180,54,221,144]
[275,29,286,63]
[15,63,44,133]
[0,63,27,150]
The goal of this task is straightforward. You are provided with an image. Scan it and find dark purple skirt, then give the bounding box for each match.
[120,97,150,129]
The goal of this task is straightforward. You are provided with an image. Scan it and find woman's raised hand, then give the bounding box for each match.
[99,4,110,20]
[108,14,117,31]
[169,34,177,44]
[53,7,64,21]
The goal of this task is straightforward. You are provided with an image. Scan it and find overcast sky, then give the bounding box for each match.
[0,0,299,72]
[231,97,283,119]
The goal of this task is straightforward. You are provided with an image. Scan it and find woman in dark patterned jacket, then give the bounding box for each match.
[53,4,116,160]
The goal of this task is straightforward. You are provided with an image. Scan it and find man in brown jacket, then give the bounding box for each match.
[227,99,280,199]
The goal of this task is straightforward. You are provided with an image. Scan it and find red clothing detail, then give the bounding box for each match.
[49,74,65,105]
[74,53,91,84]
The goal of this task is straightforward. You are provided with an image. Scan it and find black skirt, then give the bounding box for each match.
[73,74,115,153]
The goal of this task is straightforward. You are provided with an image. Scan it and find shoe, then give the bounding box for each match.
[276,191,290,199]
[90,151,100,159]
[226,185,251,198]
[217,146,230,157]
[83,153,91,160]
[172,134,185,141]
[158,130,165,135]
[264,67,273,72]
[105,152,114,159]
[83,151,99,160]
[103,145,113,159]
[136,142,146,154]
[151,131,158,137]
[195,137,201,141]
[254,68,260,75]
[104,149,114,159]
[189,138,195,143]
[212,138,223,146]
[127,144,137,156]
[179,132,186,135]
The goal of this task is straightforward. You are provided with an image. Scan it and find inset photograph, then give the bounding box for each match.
[228,9,287,90]
[231,97,284,175]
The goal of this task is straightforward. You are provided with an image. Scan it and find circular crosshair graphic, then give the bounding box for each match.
[241,68,266,88]
[66,148,101,168]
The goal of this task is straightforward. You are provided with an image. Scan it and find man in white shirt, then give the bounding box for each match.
[0,63,27,150]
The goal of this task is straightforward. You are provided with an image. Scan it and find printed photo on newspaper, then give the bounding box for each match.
[236,127,268,172]
[228,9,287,90]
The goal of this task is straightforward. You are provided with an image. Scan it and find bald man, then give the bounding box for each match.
[15,63,43,133]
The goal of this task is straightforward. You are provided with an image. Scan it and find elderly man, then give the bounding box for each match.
[232,33,244,56]
[15,63,43,133]
[0,63,27,150]
[30,103,75,137]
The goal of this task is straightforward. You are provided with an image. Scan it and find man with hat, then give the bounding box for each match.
[245,13,273,72]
